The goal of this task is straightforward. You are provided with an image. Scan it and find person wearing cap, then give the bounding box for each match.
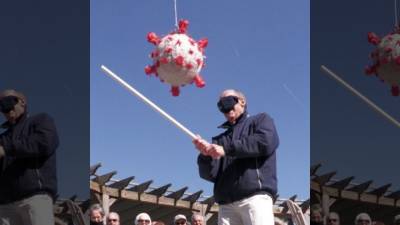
[0,89,59,225]
[174,214,187,225]
[355,213,372,225]
[135,212,152,225]
[193,89,279,225]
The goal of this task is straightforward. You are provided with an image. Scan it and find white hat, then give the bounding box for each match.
[174,214,187,223]
[135,212,152,225]
[355,213,371,224]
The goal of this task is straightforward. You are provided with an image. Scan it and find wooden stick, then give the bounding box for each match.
[101,65,198,139]
[321,65,400,128]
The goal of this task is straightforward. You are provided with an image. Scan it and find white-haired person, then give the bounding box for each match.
[135,212,152,225]
[106,212,120,225]
[0,89,59,225]
[355,213,372,225]
[193,89,279,225]
[191,213,204,225]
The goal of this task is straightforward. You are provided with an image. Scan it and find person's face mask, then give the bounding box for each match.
[90,221,103,225]
[217,96,239,114]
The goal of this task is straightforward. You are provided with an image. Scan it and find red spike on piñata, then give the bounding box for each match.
[144,19,208,96]
[365,27,400,96]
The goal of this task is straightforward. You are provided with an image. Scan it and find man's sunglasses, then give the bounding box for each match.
[0,96,19,114]
[217,96,239,114]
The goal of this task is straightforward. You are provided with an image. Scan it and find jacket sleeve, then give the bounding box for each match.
[1,113,59,158]
[197,154,219,183]
[224,113,279,158]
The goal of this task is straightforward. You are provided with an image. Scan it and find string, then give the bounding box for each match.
[395,0,399,28]
[174,0,178,29]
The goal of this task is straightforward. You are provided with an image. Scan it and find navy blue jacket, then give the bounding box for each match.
[0,112,59,203]
[197,112,279,204]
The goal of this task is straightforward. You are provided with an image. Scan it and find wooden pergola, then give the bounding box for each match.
[54,197,89,225]
[311,164,400,224]
[91,163,309,225]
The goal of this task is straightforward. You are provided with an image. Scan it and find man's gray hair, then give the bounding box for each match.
[0,89,27,103]
[89,203,105,216]
[220,89,246,102]
[191,213,204,222]
[107,212,120,220]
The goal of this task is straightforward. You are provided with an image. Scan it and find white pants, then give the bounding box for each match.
[219,194,274,225]
[0,194,54,225]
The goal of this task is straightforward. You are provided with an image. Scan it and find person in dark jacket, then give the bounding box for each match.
[0,89,59,225]
[193,89,279,225]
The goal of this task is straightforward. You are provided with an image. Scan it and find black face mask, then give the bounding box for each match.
[0,96,19,114]
[217,96,239,113]
[90,221,103,225]
[310,221,324,225]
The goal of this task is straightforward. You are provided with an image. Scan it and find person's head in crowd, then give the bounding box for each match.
[107,212,120,225]
[89,204,105,225]
[310,204,324,225]
[191,213,204,225]
[174,214,187,225]
[394,215,400,225]
[135,212,152,225]
[355,213,372,225]
[152,221,165,225]
[0,89,27,124]
[327,212,340,225]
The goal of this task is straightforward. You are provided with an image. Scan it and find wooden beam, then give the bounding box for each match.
[147,184,172,197]
[166,187,188,201]
[90,163,102,176]
[92,171,117,186]
[312,171,336,186]
[108,176,135,190]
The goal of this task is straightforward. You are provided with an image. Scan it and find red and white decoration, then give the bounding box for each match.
[145,19,208,96]
[365,28,400,96]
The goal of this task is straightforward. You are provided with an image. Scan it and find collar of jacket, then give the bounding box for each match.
[218,111,249,129]
[1,112,28,129]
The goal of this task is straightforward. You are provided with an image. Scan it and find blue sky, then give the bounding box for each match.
[312,0,400,191]
[91,0,309,200]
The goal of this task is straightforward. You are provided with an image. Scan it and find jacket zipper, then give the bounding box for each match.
[255,158,262,189]
[36,169,43,189]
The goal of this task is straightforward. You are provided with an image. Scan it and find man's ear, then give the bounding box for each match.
[239,98,246,107]
[19,98,26,107]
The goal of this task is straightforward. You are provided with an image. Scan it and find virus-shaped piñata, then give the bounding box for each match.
[365,27,400,96]
[145,19,208,96]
